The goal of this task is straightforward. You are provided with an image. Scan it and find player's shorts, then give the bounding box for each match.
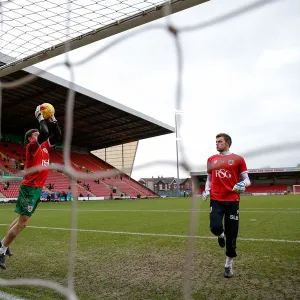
[15,184,42,217]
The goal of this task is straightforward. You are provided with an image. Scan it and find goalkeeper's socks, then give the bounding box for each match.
[0,246,7,255]
[0,239,7,255]
[225,256,233,268]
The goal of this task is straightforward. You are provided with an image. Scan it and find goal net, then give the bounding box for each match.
[0,0,208,76]
[292,185,300,195]
[1,0,299,300]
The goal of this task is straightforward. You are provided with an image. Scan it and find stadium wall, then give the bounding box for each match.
[190,167,300,196]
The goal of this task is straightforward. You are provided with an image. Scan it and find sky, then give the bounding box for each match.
[33,0,300,180]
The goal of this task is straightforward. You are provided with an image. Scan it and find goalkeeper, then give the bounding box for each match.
[0,105,61,270]
[202,133,251,278]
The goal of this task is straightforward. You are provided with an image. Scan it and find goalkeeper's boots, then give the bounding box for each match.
[0,242,12,257]
[224,266,233,278]
[0,253,6,269]
[218,235,225,248]
[6,247,13,257]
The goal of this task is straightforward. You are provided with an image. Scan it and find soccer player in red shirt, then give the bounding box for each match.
[202,133,251,278]
[0,105,61,269]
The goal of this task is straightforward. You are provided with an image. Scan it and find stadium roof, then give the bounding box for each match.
[0,58,174,151]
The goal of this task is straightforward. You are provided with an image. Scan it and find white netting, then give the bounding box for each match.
[0,0,206,75]
[0,0,299,299]
[293,185,300,195]
[0,0,165,59]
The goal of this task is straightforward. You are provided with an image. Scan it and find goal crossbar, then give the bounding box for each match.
[0,0,209,77]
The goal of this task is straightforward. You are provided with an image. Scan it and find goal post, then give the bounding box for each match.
[0,0,209,77]
[292,185,300,195]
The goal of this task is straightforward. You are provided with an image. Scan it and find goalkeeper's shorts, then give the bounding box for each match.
[15,185,42,217]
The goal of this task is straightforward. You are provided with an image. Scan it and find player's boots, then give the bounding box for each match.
[218,235,225,248]
[224,267,233,278]
[0,253,6,269]
[6,247,13,257]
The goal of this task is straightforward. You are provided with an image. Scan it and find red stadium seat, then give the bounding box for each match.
[0,142,158,199]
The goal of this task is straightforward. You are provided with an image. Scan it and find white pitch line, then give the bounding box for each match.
[35,209,300,214]
[1,208,299,214]
[0,291,25,300]
[37,209,204,212]
[242,208,300,210]
[1,206,300,211]
[0,224,299,244]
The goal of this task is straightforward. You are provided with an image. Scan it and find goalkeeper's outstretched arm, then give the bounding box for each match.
[37,120,50,144]
[34,105,61,145]
[35,105,49,145]
[48,119,62,146]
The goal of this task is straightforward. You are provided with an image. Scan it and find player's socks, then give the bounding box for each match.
[0,245,7,255]
[218,232,225,248]
[0,241,11,256]
[225,256,233,268]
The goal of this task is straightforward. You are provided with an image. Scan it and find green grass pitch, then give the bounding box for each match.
[0,196,299,299]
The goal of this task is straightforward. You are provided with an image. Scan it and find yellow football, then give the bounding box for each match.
[40,103,55,120]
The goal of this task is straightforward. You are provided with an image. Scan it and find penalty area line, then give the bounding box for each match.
[0,224,299,244]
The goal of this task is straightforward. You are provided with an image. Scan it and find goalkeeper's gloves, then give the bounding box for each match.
[232,181,246,194]
[202,190,210,201]
[35,105,44,122]
[48,115,57,123]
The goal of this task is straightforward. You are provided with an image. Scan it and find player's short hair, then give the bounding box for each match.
[24,129,39,144]
[216,133,232,147]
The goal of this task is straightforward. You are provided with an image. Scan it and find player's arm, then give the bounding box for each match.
[240,172,251,187]
[202,174,211,201]
[205,174,212,190]
[48,115,62,146]
[233,158,251,193]
[202,159,212,201]
[35,105,50,145]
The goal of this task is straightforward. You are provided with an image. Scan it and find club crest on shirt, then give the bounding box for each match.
[42,148,48,154]
[228,160,234,165]
[42,159,50,167]
[213,160,218,164]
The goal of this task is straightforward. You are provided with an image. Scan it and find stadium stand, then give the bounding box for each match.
[245,184,287,193]
[0,181,20,198]
[0,62,173,200]
[44,170,89,197]
[0,142,158,199]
